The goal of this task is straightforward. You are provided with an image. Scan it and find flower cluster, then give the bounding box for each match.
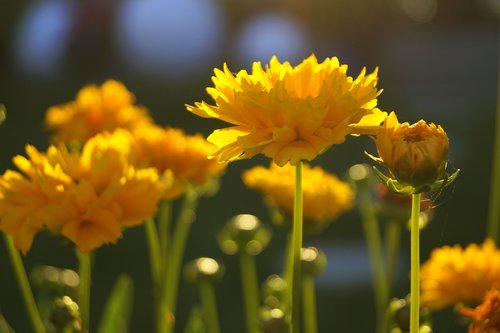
[243,163,354,231]
[420,239,500,310]
[0,130,165,253]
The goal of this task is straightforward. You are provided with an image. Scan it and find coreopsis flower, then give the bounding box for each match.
[370,112,456,193]
[133,124,226,200]
[0,130,164,253]
[46,80,154,144]
[420,239,500,310]
[187,55,387,166]
[242,163,354,232]
[459,288,500,333]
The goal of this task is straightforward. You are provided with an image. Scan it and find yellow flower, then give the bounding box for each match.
[0,130,164,253]
[420,239,500,310]
[459,288,500,333]
[187,55,387,166]
[46,80,154,144]
[242,163,354,231]
[133,125,226,199]
[375,112,449,188]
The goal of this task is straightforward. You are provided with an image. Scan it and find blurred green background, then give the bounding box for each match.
[0,0,498,332]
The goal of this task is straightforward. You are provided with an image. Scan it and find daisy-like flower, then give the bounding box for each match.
[242,163,354,232]
[373,112,449,190]
[133,124,226,200]
[459,288,500,333]
[420,239,500,310]
[46,80,154,144]
[187,54,387,166]
[0,130,164,253]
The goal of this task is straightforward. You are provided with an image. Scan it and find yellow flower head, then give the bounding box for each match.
[134,125,226,199]
[187,55,387,166]
[46,80,154,144]
[459,288,500,333]
[420,239,500,310]
[375,112,449,188]
[0,130,164,253]
[242,163,354,231]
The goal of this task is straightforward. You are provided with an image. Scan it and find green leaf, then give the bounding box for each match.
[0,313,15,333]
[97,274,134,333]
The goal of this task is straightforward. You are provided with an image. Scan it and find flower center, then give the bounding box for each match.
[403,130,424,143]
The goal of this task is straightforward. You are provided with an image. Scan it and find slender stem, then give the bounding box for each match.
[159,200,172,270]
[163,189,199,333]
[358,190,389,333]
[199,281,221,333]
[145,218,162,289]
[283,232,293,303]
[4,235,45,333]
[487,34,500,244]
[239,252,260,333]
[290,161,303,333]
[302,277,317,333]
[78,251,92,333]
[385,220,402,293]
[409,193,421,333]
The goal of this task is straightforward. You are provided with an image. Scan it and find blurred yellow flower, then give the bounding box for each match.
[420,239,500,310]
[46,80,154,144]
[242,163,354,231]
[375,112,449,188]
[133,125,226,200]
[459,288,500,333]
[0,130,164,253]
[187,54,386,166]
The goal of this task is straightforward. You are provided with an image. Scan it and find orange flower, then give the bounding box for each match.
[460,288,500,333]
[188,55,386,166]
[420,239,500,310]
[46,80,154,144]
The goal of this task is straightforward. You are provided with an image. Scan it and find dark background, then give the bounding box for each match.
[0,0,498,332]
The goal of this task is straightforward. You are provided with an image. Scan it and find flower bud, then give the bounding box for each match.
[300,247,327,278]
[375,112,449,189]
[184,257,224,285]
[261,275,288,309]
[259,307,289,333]
[217,214,271,256]
[49,296,80,332]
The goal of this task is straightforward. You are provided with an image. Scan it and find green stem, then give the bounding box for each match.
[159,201,172,270]
[358,190,389,333]
[409,193,421,333]
[78,251,92,333]
[302,277,317,333]
[385,220,402,293]
[199,281,221,333]
[145,218,162,289]
[487,39,500,244]
[283,232,293,301]
[163,189,200,333]
[240,252,260,333]
[4,235,45,333]
[290,162,303,333]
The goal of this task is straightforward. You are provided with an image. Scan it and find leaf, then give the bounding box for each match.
[96,274,134,333]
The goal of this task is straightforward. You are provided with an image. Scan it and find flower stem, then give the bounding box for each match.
[302,276,317,333]
[290,161,303,333]
[385,220,402,292]
[78,251,92,333]
[409,193,421,333]
[145,218,162,289]
[239,252,259,333]
[358,189,389,333]
[163,189,199,333]
[487,42,500,244]
[4,235,45,333]
[199,281,221,333]
[159,200,172,269]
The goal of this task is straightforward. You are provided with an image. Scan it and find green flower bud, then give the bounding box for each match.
[217,214,271,255]
[184,257,224,285]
